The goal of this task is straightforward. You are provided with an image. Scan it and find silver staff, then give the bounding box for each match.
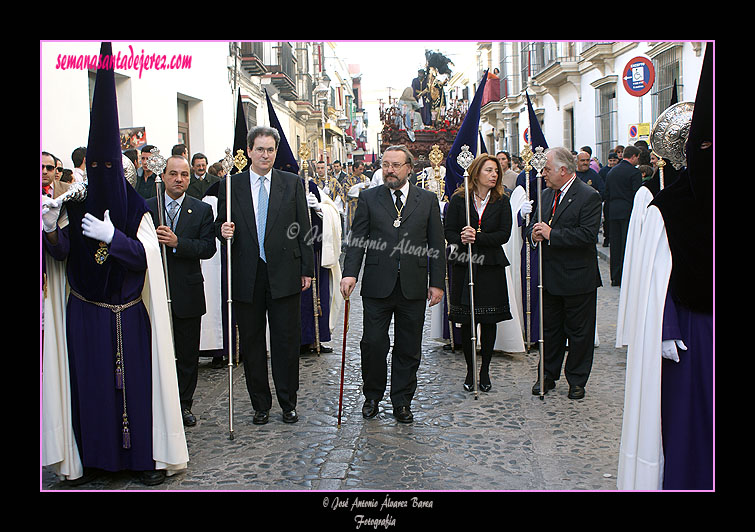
[220,148,237,440]
[298,144,321,356]
[531,146,548,401]
[457,145,478,400]
[147,148,172,329]
[520,144,534,351]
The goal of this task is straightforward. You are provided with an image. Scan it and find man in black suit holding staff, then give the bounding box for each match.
[527,146,602,400]
[340,145,445,423]
[215,126,314,425]
[146,155,217,427]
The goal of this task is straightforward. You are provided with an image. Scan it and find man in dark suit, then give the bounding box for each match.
[340,145,445,423]
[146,155,217,426]
[215,126,314,425]
[528,147,602,400]
[186,152,220,199]
[604,145,642,285]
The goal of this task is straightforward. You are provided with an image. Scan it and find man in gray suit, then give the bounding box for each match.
[527,147,602,400]
[340,145,445,423]
[216,126,314,425]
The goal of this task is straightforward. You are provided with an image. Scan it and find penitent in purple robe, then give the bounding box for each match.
[301,180,331,346]
[45,218,156,473]
[660,290,713,490]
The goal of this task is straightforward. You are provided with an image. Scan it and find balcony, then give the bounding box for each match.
[239,42,298,101]
[239,42,268,76]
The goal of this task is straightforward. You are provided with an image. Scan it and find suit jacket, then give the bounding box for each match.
[444,192,512,267]
[146,194,216,318]
[604,160,642,220]
[526,177,602,296]
[214,168,314,303]
[343,183,445,300]
[186,172,220,199]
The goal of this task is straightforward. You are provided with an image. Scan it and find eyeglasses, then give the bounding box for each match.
[253,147,277,155]
[42,164,55,172]
[381,162,407,171]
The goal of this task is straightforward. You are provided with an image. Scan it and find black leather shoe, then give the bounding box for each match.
[138,470,166,486]
[362,399,379,419]
[63,468,102,487]
[182,408,197,427]
[568,385,586,400]
[393,405,413,423]
[210,357,226,369]
[282,409,299,423]
[532,377,556,395]
[252,410,269,425]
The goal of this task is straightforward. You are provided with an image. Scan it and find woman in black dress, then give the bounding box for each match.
[445,154,513,392]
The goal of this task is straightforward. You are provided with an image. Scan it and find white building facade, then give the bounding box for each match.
[41,41,357,172]
[475,41,709,165]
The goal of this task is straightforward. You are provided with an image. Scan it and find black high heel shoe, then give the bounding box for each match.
[463,374,474,392]
[479,373,492,392]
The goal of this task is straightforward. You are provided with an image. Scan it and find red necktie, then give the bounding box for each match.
[550,189,561,221]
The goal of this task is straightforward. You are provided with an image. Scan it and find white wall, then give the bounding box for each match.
[41,41,235,169]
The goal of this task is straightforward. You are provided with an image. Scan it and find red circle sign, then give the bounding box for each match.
[623,56,655,97]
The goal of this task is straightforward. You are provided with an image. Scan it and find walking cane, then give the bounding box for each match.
[457,145,478,400]
[147,149,173,338]
[530,147,548,401]
[338,297,349,427]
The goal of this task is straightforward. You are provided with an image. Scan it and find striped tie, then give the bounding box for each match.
[257,175,268,262]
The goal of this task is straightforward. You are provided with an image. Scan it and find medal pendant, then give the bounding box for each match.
[393,218,401,228]
[94,242,109,265]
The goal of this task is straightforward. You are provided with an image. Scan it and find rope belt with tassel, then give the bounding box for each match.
[70,289,143,449]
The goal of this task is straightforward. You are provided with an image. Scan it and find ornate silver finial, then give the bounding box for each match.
[122,154,137,187]
[456,144,474,172]
[531,146,547,173]
[55,181,87,204]
[146,147,167,176]
[221,148,233,177]
[650,101,694,170]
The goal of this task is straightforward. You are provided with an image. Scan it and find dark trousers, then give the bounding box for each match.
[540,287,597,387]
[173,314,202,410]
[360,275,426,407]
[234,258,301,413]
[608,218,629,285]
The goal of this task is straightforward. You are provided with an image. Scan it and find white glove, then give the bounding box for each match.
[661,339,687,362]
[82,209,115,245]
[307,192,321,211]
[41,195,61,233]
[519,200,533,217]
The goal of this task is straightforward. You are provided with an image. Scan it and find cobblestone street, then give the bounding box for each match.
[43,242,631,501]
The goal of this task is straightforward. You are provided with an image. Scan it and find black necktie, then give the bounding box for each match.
[394,190,403,211]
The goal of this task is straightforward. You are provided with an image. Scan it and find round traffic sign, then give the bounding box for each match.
[623,56,655,97]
